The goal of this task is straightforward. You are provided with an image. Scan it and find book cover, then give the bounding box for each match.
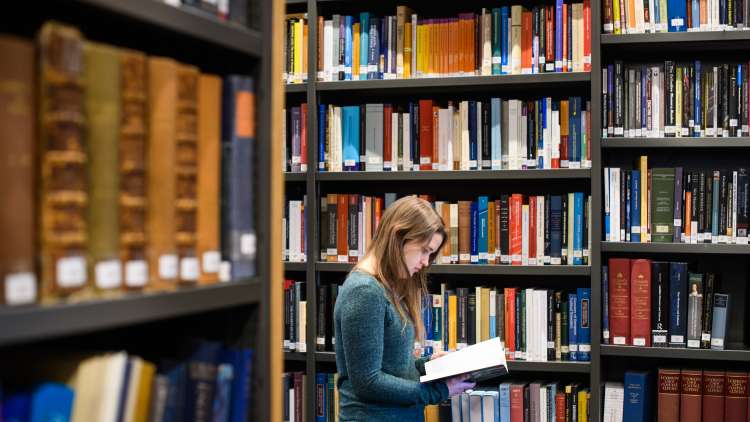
[623,371,650,422]
[669,262,688,347]
[680,369,702,422]
[658,368,680,422]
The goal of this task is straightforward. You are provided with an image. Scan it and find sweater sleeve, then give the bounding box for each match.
[339,281,449,406]
[415,356,430,376]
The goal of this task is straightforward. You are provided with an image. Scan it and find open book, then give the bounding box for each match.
[420,337,508,383]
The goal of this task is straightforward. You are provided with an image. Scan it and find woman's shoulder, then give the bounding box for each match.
[340,270,386,299]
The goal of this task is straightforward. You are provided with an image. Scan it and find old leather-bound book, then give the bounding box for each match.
[176,64,200,284]
[38,22,89,302]
[147,57,178,291]
[119,48,149,290]
[197,74,222,285]
[0,35,36,305]
[85,41,121,295]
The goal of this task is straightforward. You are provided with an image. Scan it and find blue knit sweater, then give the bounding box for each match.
[334,270,449,421]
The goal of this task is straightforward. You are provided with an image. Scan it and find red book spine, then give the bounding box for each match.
[680,369,703,422]
[658,368,681,422]
[510,194,523,265]
[608,258,632,345]
[504,287,516,360]
[546,6,555,68]
[510,384,525,422]
[583,0,591,72]
[521,11,533,74]
[337,194,348,262]
[300,103,308,170]
[630,258,652,347]
[432,105,439,170]
[725,372,749,422]
[419,99,434,170]
[555,392,566,422]
[383,104,392,171]
[348,194,359,263]
[702,370,726,422]
[529,196,537,264]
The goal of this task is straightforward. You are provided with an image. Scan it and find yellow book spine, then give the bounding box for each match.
[352,23,360,79]
[448,294,457,351]
[404,21,412,78]
[640,155,648,242]
[613,0,622,34]
[417,24,424,76]
[294,19,303,82]
[577,390,588,422]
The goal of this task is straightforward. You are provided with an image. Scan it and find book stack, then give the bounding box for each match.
[284,280,307,353]
[603,160,749,244]
[315,284,339,352]
[283,104,309,173]
[316,96,592,172]
[0,23,257,306]
[316,2,592,82]
[603,258,731,350]
[314,372,339,422]
[284,14,308,84]
[602,0,750,34]
[320,193,592,267]
[283,197,308,263]
[283,371,308,422]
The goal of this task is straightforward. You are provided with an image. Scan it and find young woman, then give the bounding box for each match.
[334,196,475,421]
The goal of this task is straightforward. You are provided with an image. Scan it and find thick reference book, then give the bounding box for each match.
[420,337,508,383]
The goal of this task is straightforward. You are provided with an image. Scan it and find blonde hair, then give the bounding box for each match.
[354,195,446,341]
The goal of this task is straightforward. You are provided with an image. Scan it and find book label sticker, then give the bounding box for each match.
[687,340,700,348]
[5,272,36,305]
[701,333,711,341]
[653,335,667,344]
[241,233,257,257]
[125,260,148,287]
[633,338,646,346]
[219,261,232,282]
[202,251,221,274]
[670,335,684,343]
[613,337,626,345]
[316,337,325,345]
[180,257,200,282]
[579,345,591,352]
[95,260,122,289]
[711,338,724,348]
[57,256,87,288]
[158,254,178,280]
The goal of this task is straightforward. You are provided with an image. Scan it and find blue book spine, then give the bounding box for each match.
[212,364,233,422]
[711,294,730,350]
[479,196,489,264]
[538,98,546,169]
[501,7,510,74]
[30,383,74,422]
[555,0,563,72]
[623,371,650,422]
[225,348,253,422]
[492,9,502,75]
[669,262,688,347]
[571,97,582,164]
[379,18,387,79]
[410,102,419,170]
[222,76,256,279]
[604,169,610,240]
[691,0,700,31]
[469,101,478,169]
[668,0,688,31]
[491,98,502,169]
[602,265,610,344]
[315,373,327,422]
[3,392,31,422]
[577,287,591,361]
[499,383,511,422]
[568,293,578,361]
[344,16,353,80]
[444,289,450,351]
[573,192,584,265]
[548,384,557,422]
[359,13,369,80]
[550,195,562,263]
[712,172,720,238]
[367,17,379,80]
[694,61,701,135]
[631,170,641,242]
[471,201,479,264]
[342,106,360,171]
[318,104,326,171]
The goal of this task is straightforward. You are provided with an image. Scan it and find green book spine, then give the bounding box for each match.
[651,168,676,243]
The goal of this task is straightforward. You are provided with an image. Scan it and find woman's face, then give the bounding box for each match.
[403,232,444,277]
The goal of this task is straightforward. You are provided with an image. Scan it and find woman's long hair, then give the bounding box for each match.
[354,195,446,342]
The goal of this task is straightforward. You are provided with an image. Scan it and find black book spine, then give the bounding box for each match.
[705,171,713,242]
[544,193,551,263]
[526,102,535,165]
[561,195,568,265]
[688,64,695,136]
[634,67,641,136]
[651,262,669,347]
[719,171,728,238]
[615,61,624,136]
[467,293,476,346]
[290,282,298,347]
[698,170,707,240]
[743,64,749,136]
[327,196,338,257]
[524,385,530,422]
[603,67,609,137]
[674,168,684,243]
[284,283,291,348]
[666,60,676,137]
[608,65,615,136]
[561,294,569,361]
[683,64,691,136]
[547,292,556,361]
[348,195,359,261]
[497,292,505,348]
[701,273,716,348]
[457,288,468,346]
[738,168,749,238]
[722,64,730,136]
[691,171,700,240]
[626,67,632,136]
[317,285,327,351]
[520,290,526,359]
[319,197,328,261]
[329,284,338,350]
[539,7,546,74]
[482,100,491,169]
[412,103,420,169]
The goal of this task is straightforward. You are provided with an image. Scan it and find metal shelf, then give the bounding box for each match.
[317,169,591,182]
[507,360,591,374]
[316,262,591,276]
[284,172,307,182]
[284,262,308,271]
[284,351,308,361]
[601,345,750,362]
[0,280,261,347]
[601,31,750,52]
[285,83,307,93]
[601,137,750,148]
[601,242,750,255]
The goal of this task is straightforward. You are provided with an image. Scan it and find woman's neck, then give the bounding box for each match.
[356,255,378,276]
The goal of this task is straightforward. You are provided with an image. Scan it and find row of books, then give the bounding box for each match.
[283,372,306,422]
[0,341,253,422]
[283,198,308,263]
[313,3,592,82]
[296,97,592,173]
[603,258,731,349]
[447,382,590,422]
[320,193,592,267]
[283,280,310,352]
[0,25,256,306]
[602,0,750,34]
[603,369,750,422]
[283,371,340,422]
[416,287,592,362]
[284,14,308,84]
[314,372,339,422]
[603,162,749,244]
[602,61,750,139]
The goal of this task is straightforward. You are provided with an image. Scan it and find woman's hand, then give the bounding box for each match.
[444,375,476,397]
[429,350,449,360]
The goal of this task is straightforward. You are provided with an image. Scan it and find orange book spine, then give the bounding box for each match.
[583,0,591,72]
[521,11,533,74]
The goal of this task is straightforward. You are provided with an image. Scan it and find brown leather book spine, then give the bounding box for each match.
[0,36,36,305]
[38,22,89,302]
[658,368,681,422]
[702,370,725,422]
[326,194,337,262]
[147,57,178,290]
[458,201,471,264]
[630,258,652,347]
[725,371,749,422]
[176,64,200,284]
[120,49,149,290]
[608,257,632,345]
[197,74,222,285]
[680,369,703,422]
[440,203,451,263]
